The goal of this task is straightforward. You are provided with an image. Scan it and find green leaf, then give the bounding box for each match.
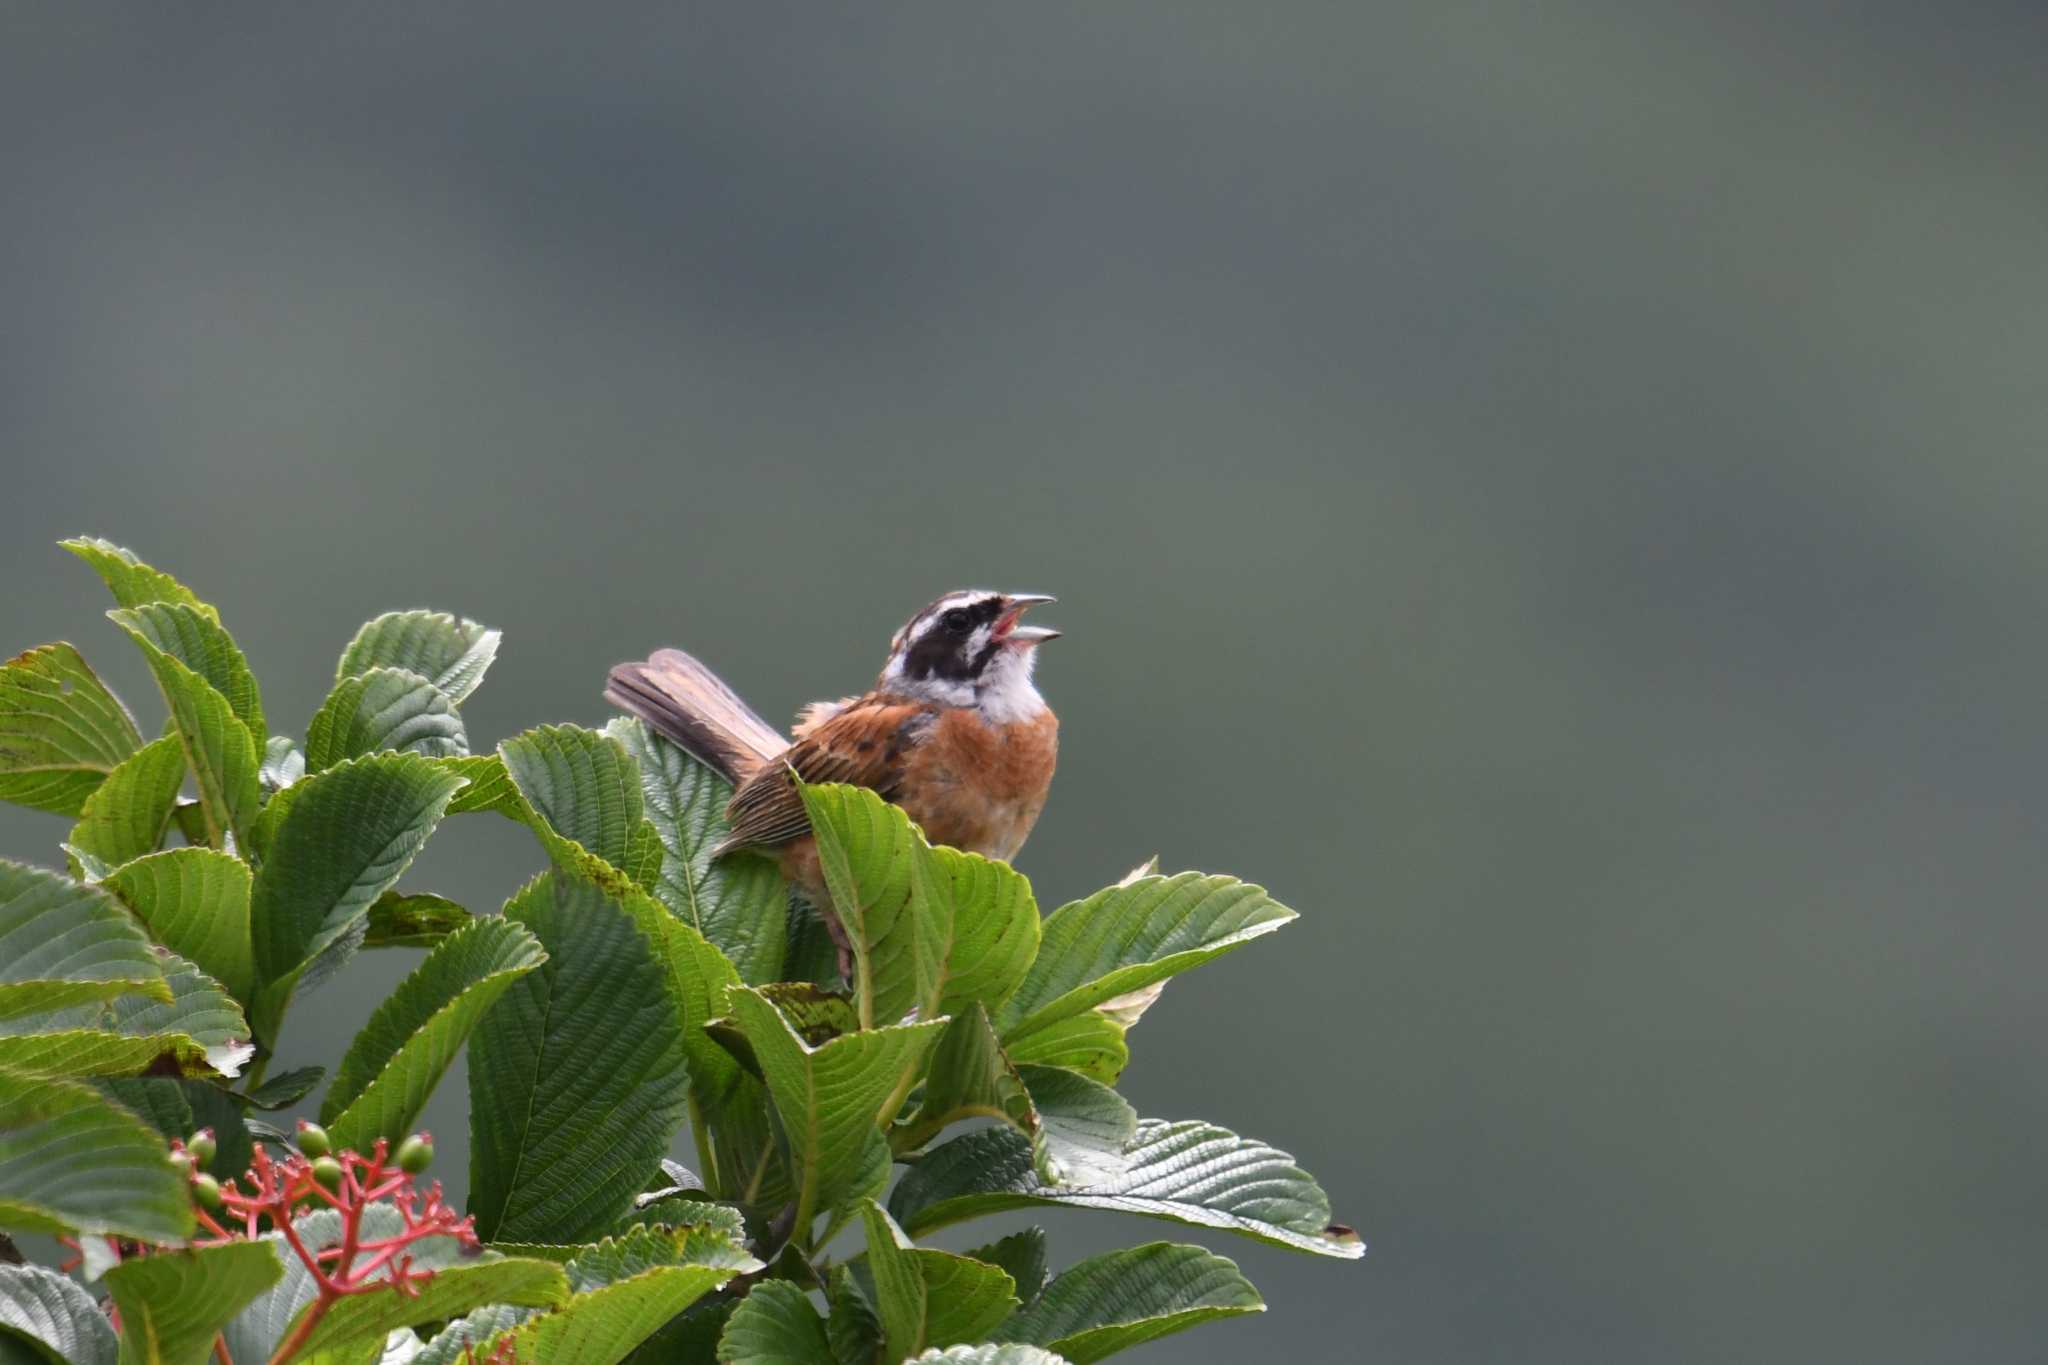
[259,734,305,795]
[246,753,466,1041]
[101,848,256,1003]
[469,873,691,1244]
[68,736,187,871]
[0,953,253,1079]
[485,1265,734,1365]
[410,1306,530,1365]
[606,718,787,985]
[797,783,928,1028]
[857,1202,1018,1358]
[0,1069,192,1242]
[109,620,260,851]
[59,538,217,623]
[93,1076,196,1146]
[916,845,1039,1024]
[997,875,1295,1050]
[437,754,522,816]
[0,859,167,1019]
[826,1262,882,1365]
[224,1207,566,1365]
[0,1262,119,1365]
[241,1065,324,1110]
[999,1014,1127,1086]
[1017,1066,1135,1186]
[722,987,945,1235]
[322,916,546,1151]
[904,1346,1072,1364]
[104,1240,283,1365]
[992,1243,1262,1363]
[888,1119,1363,1260]
[500,726,652,885]
[962,1228,1047,1306]
[859,1203,927,1363]
[305,668,468,771]
[338,611,501,705]
[720,1280,831,1364]
[106,602,265,744]
[0,643,142,816]
[364,891,472,949]
[895,1005,1034,1155]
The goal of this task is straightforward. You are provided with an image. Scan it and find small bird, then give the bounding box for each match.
[605,591,1060,953]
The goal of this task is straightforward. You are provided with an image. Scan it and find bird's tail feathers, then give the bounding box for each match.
[605,648,787,783]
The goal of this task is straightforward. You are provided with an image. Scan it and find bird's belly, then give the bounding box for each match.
[900,708,1058,863]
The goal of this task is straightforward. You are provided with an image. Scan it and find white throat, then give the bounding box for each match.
[974,645,1047,725]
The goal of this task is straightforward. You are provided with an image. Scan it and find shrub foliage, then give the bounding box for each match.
[0,539,1358,1364]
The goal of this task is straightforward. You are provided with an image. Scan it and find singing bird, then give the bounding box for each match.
[605,591,1060,955]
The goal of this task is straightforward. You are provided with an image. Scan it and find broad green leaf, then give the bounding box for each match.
[410,1306,528,1365]
[719,1280,831,1365]
[0,1262,119,1365]
[484,1267,729,1364]
[247,754,465,1041]
[305,668,468,771]
[104,1240,283,1365]
[93,1076,196,1147]
[905,1346,1072,1364]
[0,1070,192,1242]
[437,754,522,816]
[997,875,1295,1049]
[225,1207,566,1365]
[992,1243,1261,1363]
[895,1005,1033,1155]
[101,848,255,1002]
[1000,1013,1127,1086]
[826,1262,882,1365]
[259,734,305,795]
[0,954,252,1079]
[68,736,186,871]
[0,643,141,816]
[1017,1066,1135,1186]
[857,1202,1018,1358]
[917,845,1039,1023]
[110,622,260,851]
[106,602,265,743]
[338,611,500,705]
[500,726,650,885]
[723,987,945,1234]
[889,1119,1363,1259]
[242,1065,324,1110]
[797,782,928,1028]
[0,860,167,1019]
[963,1228,1047,1306]
[364,891,471,949]
[469,874,691,1244]
[607,717,787,985]
[322,916,546,1151]
[59,538,217,622]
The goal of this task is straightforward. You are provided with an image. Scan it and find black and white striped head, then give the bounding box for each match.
[880,590,1058,716]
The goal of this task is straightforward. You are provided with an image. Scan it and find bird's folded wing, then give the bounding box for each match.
[718,698,933,852]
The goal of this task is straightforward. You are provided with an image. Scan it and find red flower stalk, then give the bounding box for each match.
[170,1127,472,1365]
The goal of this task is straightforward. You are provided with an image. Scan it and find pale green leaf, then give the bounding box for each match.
[724,986,945,1236]
[106,602,265,744]
[905,1346,1072,1364]
[305,668,468,771]
[917,845,1039,1024]
[469,874,691,1244]
[0,859,167,1019]
[322,916,544,1149]
[59,538,217,622]
[888,1119,1363,1259]
[0,1069,192,1242]
[857,1201,1018,1357]
[104,1240,283,1365]
[859,1202,927,1363]
[109,621,259,851]
[1017,1066,1134,1187]
[0,643,142,816]
[797,782,929,1028]
[247,754,465,1041]
[68,736,187,871]
[719,1280,831,1365]
[259,734,305,795]
[101,848,255,1003]
[338,611,500,705]
[895,1005,1033,1155]
[606,717,787,985]
[363,891,471,949]
[997,874,1295,1049]
[0,1262,119,1365]
[992,1243,1262,1363]
[0,953,253,1079]
[1000,1014,1127,1086]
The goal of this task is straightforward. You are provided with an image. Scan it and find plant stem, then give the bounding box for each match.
[687,1092,719,1196]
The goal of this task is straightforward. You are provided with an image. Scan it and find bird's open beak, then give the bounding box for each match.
[997,594,1059,645]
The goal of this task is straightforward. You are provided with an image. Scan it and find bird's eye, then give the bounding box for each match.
[941,608,972,633]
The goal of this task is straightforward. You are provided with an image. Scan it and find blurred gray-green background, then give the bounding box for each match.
[6,5,2047,1360]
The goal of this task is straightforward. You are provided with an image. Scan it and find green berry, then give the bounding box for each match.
[186,1128,216,1167]
[191,1173,223,1210]
[396,1134,434,1175]
[311,1156,344,1192]
[168,1149,195,1177]
[295,1121,330,1158]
